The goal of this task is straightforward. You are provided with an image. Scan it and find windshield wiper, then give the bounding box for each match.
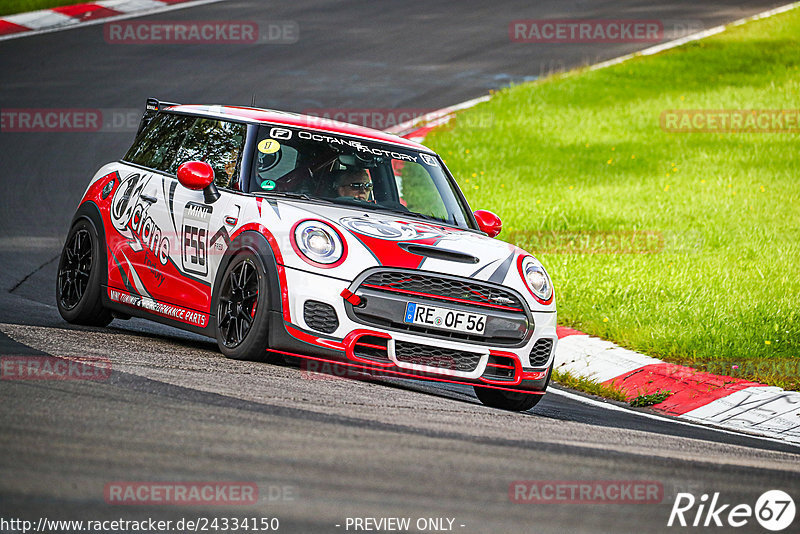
[374,205,445,223]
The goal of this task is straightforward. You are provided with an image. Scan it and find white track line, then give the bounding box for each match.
[388,1,800,138]
[589,1,800,71]
[548,387,800,449]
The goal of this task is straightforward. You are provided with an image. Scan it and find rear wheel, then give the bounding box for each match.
[474,386,543,412]
[215,251,271,361]
[56,220,112,326]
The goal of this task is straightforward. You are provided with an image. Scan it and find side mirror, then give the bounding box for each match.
[177,161,220,204]
[474,209,502,238]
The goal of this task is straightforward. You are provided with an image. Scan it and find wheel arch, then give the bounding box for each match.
[209,230,284,338]
[69,201,109,289]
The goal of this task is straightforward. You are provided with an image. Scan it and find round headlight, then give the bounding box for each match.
[293,221,345,265]
[519,255,553,304]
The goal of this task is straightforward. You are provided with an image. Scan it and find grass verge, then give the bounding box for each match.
[425,9,800,390]
[1,1,84,17]
[551,369,628,403]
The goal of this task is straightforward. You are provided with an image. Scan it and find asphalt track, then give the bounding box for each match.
[1,1,798,533]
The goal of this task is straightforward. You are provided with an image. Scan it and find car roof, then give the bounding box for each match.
[166,104,433,153]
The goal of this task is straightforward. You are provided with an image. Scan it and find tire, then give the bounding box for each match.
[474,386,543,412]
[56,219,112,326]
[473,361,553,412]
[215,251,271,361]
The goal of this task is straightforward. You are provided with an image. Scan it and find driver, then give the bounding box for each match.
[333,169,373,201]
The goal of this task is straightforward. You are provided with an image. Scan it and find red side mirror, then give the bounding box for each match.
[177,161,215,190]
[474,209,502,238]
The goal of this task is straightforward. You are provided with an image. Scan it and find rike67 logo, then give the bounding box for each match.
[668,490,795,531]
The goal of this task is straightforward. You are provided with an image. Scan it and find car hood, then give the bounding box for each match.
[252,198,544,305]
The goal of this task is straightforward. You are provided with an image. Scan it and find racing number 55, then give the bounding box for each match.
[181,201,212,276]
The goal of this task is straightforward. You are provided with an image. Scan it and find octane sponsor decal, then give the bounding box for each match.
[296,130,418,162]
[109,288,208,327]
[339,217,444,241]
[269,127,292,140]
[110,172,170,265]
[419,153,439,167]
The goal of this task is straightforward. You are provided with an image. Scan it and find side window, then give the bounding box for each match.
[123,113,196,172]
[171,118,247,189]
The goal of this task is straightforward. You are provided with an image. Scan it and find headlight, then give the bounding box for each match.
[292,220,346,266]
[519,255,553,304]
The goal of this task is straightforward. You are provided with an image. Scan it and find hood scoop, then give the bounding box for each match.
[398,242,479,264]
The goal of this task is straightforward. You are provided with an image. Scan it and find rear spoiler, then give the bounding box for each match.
[136,97,180,137]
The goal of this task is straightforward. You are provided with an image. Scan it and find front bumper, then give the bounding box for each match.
[278,266,557,391]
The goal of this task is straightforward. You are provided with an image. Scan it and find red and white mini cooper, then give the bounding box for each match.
[57,98,556,411]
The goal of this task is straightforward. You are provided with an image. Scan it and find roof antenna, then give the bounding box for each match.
[250,94,256,107]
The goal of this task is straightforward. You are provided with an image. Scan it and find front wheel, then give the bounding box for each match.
[56,219,112,326]
[215,251,271,361]
[474,386,543,412]
[474,361,553,411]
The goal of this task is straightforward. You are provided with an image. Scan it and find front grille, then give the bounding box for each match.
[352,335,390,364]
[303,300,339,334]
[394,341,482,373]
[361,271,525,312]
[529,338,553,367]
[482,354,517,382]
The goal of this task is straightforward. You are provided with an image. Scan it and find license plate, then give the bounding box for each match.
[404,302,486,334]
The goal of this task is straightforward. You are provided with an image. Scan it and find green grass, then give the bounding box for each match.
[551,369,628,402]
[629,391,672,408]
[426,9,800,390]
[1,1,82,17]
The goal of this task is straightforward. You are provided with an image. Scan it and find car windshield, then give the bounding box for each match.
[248,125,475,228]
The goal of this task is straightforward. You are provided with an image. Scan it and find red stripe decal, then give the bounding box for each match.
[230,223,290,320]
[284,324,346,351]
[267,348,545,395]
[361,284,523,312]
